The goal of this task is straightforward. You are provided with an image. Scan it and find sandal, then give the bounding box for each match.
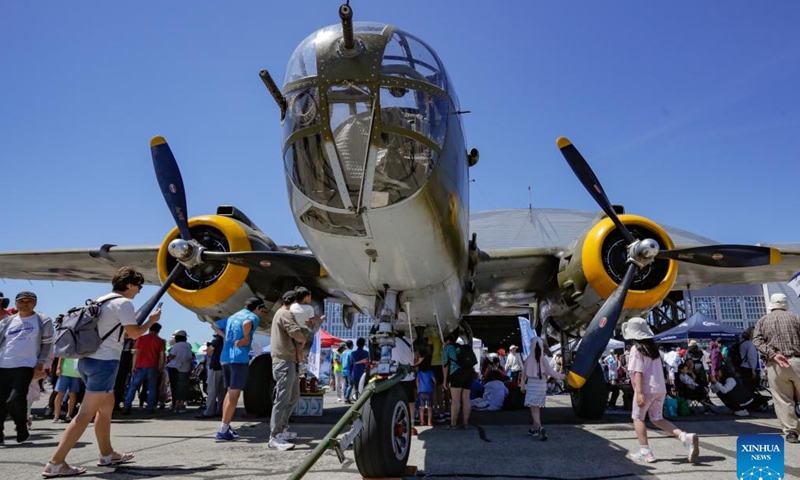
[42,462,86,478]
[97,451,135,467]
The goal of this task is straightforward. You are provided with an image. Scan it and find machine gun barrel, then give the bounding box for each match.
[259,69,287,121]
[339,3,355,51]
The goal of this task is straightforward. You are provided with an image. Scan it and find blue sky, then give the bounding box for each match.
[2,1,799,342]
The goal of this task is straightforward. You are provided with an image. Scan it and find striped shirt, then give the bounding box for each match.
[753,310,800,361]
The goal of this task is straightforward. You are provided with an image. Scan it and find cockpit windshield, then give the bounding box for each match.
[281,23,453,233]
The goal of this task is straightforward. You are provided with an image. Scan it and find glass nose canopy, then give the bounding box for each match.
[282,23,451,218]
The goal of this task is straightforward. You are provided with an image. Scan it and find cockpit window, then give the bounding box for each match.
[371,132,436,208]
[382,30,446,91]
[282,88,320,140]
[328,84,375,206]
[379,87,448,147]
[284,134,345,209]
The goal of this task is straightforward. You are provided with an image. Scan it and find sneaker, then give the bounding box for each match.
[281,428,298,441]
[627,451,656,463]
[268,436,295,451]
[411,427,419,435]
[335,398,343,403]
[53,418,66,424]
[538,426,547,441]
[215,429,237,442]
[527,428,539,437]
[786,432,800,444]
[121,408,132,415]
[228,427,240,439]
[682,433,699,463]
[734,409,750,417]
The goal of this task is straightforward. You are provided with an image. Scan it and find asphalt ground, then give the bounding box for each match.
[2,391,798,480]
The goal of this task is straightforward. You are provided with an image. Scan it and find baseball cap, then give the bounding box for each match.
[172,329,188,337]
[15,291,37,301]
[339,342,348,349]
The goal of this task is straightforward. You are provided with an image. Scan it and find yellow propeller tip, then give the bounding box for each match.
[769,248,782,265]
[566,370,586,389]
[556,137,572,149]
[150,135,167,147]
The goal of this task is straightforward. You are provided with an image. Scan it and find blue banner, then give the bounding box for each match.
[518,317,537,359]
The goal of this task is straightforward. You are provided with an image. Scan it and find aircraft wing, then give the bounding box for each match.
[0,245,160,284]
[673,243,800,290]
[470,247,562,315]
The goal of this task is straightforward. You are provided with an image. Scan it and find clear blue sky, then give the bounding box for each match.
[2,1,799,342]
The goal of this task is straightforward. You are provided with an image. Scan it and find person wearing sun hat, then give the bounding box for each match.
[505,345,523,382]
[622,317,700,465]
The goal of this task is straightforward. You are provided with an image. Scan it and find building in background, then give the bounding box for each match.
[323,300,373,341]
[678,282,799,330]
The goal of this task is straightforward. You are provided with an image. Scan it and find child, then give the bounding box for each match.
[520,337,565,441]
[677,362,715,413]
[53,358,83,423]
[416,361,436,426]
[622,317,700,464]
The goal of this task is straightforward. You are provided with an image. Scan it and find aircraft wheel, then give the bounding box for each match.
[354,383,411,478]
[243,354,274,417]
[570,366,607,419]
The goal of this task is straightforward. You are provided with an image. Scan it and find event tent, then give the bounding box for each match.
[319,329,345,349]
[653,312,742,343]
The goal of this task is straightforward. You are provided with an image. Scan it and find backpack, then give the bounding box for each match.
[455,343,477,370]
[726,340,743,370]
[53,295,123,359]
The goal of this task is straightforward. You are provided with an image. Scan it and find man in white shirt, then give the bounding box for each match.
[0,291,54,445]
[289,287,326,361]
[392,332,418,433]
[505,345,523,382]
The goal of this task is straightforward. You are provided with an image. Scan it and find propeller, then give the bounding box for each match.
[151,136,192,241]
[556,136,782,388]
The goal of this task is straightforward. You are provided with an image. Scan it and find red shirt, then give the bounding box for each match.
[134,333,165,369]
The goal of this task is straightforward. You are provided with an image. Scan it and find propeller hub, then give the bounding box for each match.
[168,238,193,260]
[627,238,660,268]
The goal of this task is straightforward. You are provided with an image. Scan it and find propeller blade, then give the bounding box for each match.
[566,263,637,389]
[151,136,192,241]
[657,245,781,268]
[557,137,635,244]
[134,263,185,326]
[202,250,323,277]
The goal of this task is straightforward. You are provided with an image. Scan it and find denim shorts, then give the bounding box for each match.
[77,358,120,393]
[55,375,82,394]
[222,363,249,390]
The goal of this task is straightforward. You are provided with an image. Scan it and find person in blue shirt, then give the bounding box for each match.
[341,340,354,403]
[213,297,263,442]
[347,338,370,402]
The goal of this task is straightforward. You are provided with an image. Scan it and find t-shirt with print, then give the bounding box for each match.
[627,345,667,395]
[0,314,41,368]
[221,308,259,364]
[332,350,343,372]
[441,343,460,374]
[86,293,137,361]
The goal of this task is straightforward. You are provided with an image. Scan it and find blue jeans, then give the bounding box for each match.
[343,374,353,401]
[124,367,159,410]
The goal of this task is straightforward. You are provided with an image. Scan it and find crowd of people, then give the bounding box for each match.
[3,271,800,474]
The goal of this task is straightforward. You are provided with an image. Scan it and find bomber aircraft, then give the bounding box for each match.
[2,4,800,478]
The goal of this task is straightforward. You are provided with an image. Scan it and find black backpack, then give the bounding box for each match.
[455,344,477,370]
[726,341,743,371]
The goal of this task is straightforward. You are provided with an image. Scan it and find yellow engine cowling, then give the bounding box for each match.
[558,214,678,325]
[157,215,260,318]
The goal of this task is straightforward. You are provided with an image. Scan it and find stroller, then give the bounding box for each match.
[186,360,207,406]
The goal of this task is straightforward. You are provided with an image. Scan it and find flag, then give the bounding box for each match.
[789,271,800,298]
[307,330,322,379]
[518,316,537,359]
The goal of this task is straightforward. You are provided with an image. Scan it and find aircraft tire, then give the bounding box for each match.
[570,366,607,419]
[354,383,411,478]
[243,354,274,417]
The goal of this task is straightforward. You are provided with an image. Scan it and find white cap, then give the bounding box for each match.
[768,293,788,312]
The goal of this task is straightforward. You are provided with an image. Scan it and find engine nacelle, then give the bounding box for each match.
[156,215,274,319]
[557,214,678,327]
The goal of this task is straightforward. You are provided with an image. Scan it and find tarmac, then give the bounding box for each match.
[2,390,798,480]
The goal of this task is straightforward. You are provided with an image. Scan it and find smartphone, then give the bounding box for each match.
[156,302,164,309]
